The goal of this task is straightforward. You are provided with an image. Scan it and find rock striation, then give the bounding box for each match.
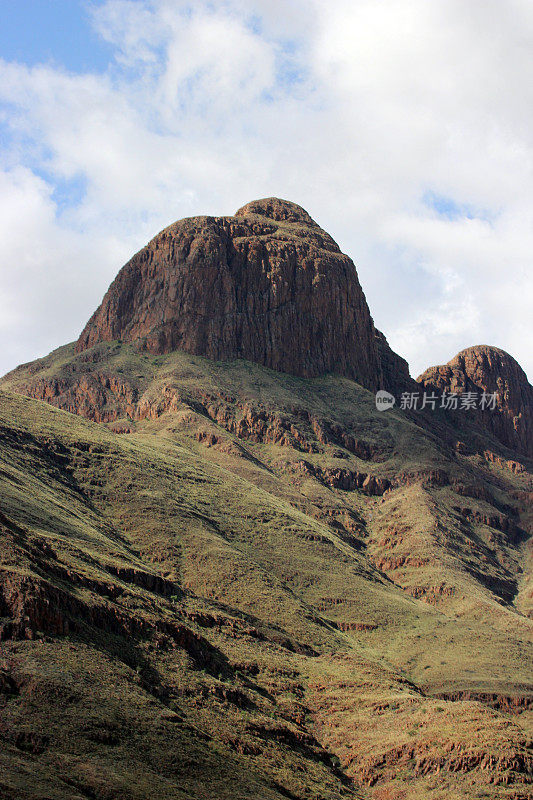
[76,198,385,390]
[418,345,533,458]
[374,327,413,394]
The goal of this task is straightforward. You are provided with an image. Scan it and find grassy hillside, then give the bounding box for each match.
[0,344,532,798]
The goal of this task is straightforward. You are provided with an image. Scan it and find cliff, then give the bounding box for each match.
[418,345,533,457]
[76,197,385,390]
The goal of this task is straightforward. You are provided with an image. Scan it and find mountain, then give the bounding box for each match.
[76,198,384,390]
[0,199,532,800]
[0,196,414,418]
[418,345,533,458]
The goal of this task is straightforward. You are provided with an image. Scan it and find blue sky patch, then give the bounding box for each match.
[0,1,113,72]
[423,190,494,223]
[49,173,88,215]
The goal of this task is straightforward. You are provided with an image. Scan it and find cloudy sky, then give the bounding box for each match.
[0,0,532,381]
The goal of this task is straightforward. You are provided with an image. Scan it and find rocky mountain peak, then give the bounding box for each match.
[449,345,530,390]
[418,344,533,457]
[75,198,391,390]
[234,197,319,226]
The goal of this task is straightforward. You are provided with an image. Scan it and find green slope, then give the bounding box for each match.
[0,343,532,799]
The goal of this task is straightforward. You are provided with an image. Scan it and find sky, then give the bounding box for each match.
[0,0,531,381]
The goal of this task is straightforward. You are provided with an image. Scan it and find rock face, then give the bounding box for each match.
[418,345,533,458]
[374,328,414,394]
[76,198,384,390]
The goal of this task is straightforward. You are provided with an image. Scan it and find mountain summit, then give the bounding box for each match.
[76,198,385,390]
[418,345,533,457]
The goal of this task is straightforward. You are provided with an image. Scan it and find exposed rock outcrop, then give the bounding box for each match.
[76,198,385,390]
[374,328,414,394]
[418,345,533,458]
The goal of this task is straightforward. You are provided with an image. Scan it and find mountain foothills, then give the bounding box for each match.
[0,198,531,800]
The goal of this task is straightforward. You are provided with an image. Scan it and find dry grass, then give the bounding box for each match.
[0,343,532,799]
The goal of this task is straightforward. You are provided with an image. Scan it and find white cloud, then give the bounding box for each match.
[0,166,131,371]
[0,0,531,380]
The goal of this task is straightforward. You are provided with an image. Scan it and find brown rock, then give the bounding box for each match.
[76,198,384,389]
[417,345,533,458]
[374,327,414,394]
[362,474,391,496]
